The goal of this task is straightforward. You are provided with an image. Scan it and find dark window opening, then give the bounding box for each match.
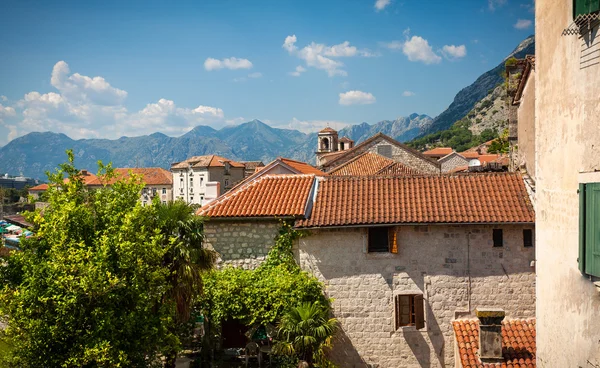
[321,137,330,150]
[493,229,503,247]
[394,294,424,330]
[523,229,533,247]
[368,227,390,252]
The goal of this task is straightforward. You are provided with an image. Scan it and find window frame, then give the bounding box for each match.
[493,229,503,247]
[367,227,398,253]
[394,293,425,330]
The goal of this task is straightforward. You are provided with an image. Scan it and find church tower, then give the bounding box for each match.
[316,127,339,167]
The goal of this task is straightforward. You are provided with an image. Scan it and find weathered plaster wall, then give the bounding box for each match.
[203,220,281,269]
[297,225,535,368]
[516,71,536,180]
[535,2,600,366]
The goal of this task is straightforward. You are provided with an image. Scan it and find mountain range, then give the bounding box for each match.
[0,36,535,180]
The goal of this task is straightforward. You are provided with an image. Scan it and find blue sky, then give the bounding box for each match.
[0,0,534,145]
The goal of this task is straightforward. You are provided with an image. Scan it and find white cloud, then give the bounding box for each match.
[289,65,306,77]
[488,0,507,11]
[374,0,391,11]
[402,36,442,64]
[514,19,533,30]
[442,44,467,59]
[204,57,253,71]
[277,118,350,133]
[383,40,403,50]
[339,90,376,106]
[0,96,7,102]
[247,72,262,78]
[282,35,373,77]
[402,91,415,97]
[1,61,238,146]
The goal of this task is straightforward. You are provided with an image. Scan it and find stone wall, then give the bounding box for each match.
[324,136,440,174]
[516,69,535,180]
[439,154,469,173]
[203,220,281,269]
[297,225,536,368]
[535,1,600,366]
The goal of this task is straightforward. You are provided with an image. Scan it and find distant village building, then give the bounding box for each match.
[535,1,600,366]
[0,174,39,190]
[198,173,536,367]
[328,151,421,176]
[170,155,244,205]
[422,147,454,160]
[240,161,264,178]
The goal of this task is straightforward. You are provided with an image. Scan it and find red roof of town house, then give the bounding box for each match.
[461,151,481,160]
[375,161,423,176]
[197,174,315,218]
[423,147,454,158]
[171,155,245,170]
[29,183,49,191]
[88,168,173,186]
[328,152,396,176]
[296,173,534,228]
[28,170,98,191]
[279,158,325,175]
[452,319,536,368]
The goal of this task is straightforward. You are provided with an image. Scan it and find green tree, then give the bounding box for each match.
[154,201,216,368]
[273,302,338,367]
[488,128,509,154]
[0,151,172,367]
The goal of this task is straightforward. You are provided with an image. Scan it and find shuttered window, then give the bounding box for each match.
[493,229,503,247]
[394,294,424,330]
[574,0,600,18]
[368,227,398,253]
[523,229,533,247]
[579,183,600,277]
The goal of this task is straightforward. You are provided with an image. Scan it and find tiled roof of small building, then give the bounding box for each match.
[339,136,354,143]
[88,168,173,186]
[29,183,49,191]
[279,158,326,175]
[319,127,337,134]
[423,147,454,157]
[241,161,265,170]
[375,161,422,176]
[452,319,536,368]
[29,170,98,191]
[328,152,395,176]
[296,173,534,228]
[197,174,315,218]
[171,155,245,169]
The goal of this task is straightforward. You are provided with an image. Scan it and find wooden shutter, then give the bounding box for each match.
[585,183,600,277]
[575,0,600,18]
[389,227,398,254]
[579,183,587,274]
[414,294,425,330]
[394,295,400,330]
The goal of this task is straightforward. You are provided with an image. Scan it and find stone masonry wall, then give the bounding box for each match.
[297,225,536,368]
[440,154,469,173]
[203,220,281,269]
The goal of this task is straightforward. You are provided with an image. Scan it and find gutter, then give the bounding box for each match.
[295,221,535,230]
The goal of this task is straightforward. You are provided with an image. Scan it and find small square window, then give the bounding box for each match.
[394,294,424,330]
[493,229,503,247]
[367,227,397,253]
[523,229,533,247]
[190,196,194,202]
[162,188,166,195]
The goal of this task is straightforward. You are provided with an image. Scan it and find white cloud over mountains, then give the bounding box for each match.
[283,35,375,77]
[339,90,376,105]
[204,57,253,71]
[0,61,233,146]
[384,30,466,64]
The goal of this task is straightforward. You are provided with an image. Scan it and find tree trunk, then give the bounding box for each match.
[164,350,177,368]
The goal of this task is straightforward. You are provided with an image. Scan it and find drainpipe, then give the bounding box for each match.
[467,230,472,312]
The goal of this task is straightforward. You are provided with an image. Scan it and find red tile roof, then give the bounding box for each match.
[197,174,315,218]
[461,151,481,159]
[453,319,536,368]
[279,158,325,175]
[89,168,173,186]
[29,184,48,191]
[375,161,423,176]
[339,136,354,143]
[319,127,337,134]
[171,155,245,169]
[28,170,98,191]
[296,173,534,228]
[328,152,395,176]
[423,147,453,157]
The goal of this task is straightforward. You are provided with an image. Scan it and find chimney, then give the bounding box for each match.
[202,181,221,206]
[475,308,505,362]
[81,170,88,175]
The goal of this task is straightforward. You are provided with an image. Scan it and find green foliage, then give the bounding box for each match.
[0,187,28,204]
[200,223,328,328]
[273,302,338,367]
[505,56,518,67]
[408,118,499,153]
[488,128,510,154]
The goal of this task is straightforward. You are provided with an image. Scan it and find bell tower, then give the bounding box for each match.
[316,127,339,167]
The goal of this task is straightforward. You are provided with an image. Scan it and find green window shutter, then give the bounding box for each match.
[579,184,587,274]
[585,183,600,277]
[575,0,600,18]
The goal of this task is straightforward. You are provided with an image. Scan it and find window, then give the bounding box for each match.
[394,294,425,330]
[162,188,166,195]
[367,227,398,253]
[152,188,157,196]
[225,179,230,187]
[190,177,193,183]
[162,201,167,205]
[340,142,345,150]
[200,177,204,185]
[180,178,183,184]
[493,229,503,247]
[224,162,231,175]
[142,201,147,206]
[200,196,204,202]
[377,144,392,158]
[523,229,533,247]
[190,196,194,202]
[574,0,600,18]
[579,183,600,277]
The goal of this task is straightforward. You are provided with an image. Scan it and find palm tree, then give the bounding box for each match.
[274,302,338,367]
[155,200,217,368]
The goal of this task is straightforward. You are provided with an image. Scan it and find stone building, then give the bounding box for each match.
[315,129,440,175]
[171,155,245,205]
[198,173,536,367]
[328,152,423,176]
[535,1,600,366]
[240,161,264,178]
[438,152,470,174]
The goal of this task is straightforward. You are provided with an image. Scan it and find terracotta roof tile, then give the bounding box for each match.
[319,127,337,133]
[339,136,354,143]
[88,168,173,186]
[171,155,244,169]
[197,174,315,218]
[328,152,396,176]
[279,158,326,175]
[241,161,265,170]
[29,183,49,191]
[375,161,423,176]
[296,173,534,228]
[423,147,454,157]
[452,319,536,368]
[30,170,98,190]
